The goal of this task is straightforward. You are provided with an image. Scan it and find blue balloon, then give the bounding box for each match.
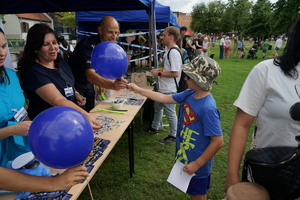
[91,41,128,79]
[28,106,94,169]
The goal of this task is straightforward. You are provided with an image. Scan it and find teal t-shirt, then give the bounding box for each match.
[0,68,30,167]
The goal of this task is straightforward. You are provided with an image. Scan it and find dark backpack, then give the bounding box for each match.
[167,47,188,93]
[59,45,72,64]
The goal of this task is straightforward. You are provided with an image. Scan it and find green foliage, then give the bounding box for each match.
[222,0,252,36]
[0,14,5,24]
[76,41,281,200]
[244,0,272,39]
[190,0,300,38]
[191,1,226,35]
[55,12,76,29]
[271,0,300,36]
[7,39,25,50]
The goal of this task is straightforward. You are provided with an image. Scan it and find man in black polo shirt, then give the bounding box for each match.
[69,16,127,112]
[180,26,195,62]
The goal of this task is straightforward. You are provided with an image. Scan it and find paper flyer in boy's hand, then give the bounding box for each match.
[167,161,195,193]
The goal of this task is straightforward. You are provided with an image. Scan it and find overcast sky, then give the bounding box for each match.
[157,0,278,13]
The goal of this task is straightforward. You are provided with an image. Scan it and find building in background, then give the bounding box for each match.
[3,13,53,40]
[173,11,193,35]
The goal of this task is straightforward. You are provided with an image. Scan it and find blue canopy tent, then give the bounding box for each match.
[0,0,160,68]
[76,1,179,40]
[0,0,151,13]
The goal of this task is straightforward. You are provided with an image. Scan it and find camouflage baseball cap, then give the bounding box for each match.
[182,55,220,91]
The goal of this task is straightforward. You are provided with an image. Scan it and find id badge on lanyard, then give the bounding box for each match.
[64,86,74,97]
[13,107,28,122]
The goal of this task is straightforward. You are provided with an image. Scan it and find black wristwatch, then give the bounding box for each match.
[158,72,162,76]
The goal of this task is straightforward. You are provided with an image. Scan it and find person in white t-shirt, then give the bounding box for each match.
[142,26,181,144]
[225,16,300,199]
[219,35,225,59]
[273,36,283,58]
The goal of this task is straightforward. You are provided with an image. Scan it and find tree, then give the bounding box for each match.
[190,0,226,35]
[244,0,273,40]
[206,1,226,35]
[0,14,5,24]
[271,0,300,36]
[222,0,252,38]
[55,12,76,29]
[190,2,207,33]
[219,3,235,34]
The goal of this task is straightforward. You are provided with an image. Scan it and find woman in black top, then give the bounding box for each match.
[19,24,101,131]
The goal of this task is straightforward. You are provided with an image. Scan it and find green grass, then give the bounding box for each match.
[77,41,284,200]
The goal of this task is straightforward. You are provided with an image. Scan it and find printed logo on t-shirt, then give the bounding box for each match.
[289,85,300,121]
[175,103,199,165]
[183,102,198,126]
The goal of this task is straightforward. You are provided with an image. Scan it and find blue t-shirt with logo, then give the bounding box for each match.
[172,89,222,178]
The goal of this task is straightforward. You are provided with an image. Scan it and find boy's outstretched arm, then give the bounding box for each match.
[183,135,224,175]
[127,83,176,104]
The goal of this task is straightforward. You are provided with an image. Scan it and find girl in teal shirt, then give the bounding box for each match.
[0,27,31,167]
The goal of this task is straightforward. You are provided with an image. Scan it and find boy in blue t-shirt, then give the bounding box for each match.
[128,55,223,200]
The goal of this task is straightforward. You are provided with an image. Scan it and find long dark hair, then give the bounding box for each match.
[274,16,300,79]
[18,23,58,78]
[0,27,10,84]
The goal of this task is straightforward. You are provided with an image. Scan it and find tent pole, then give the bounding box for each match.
[148,11,152,68]
[151,0,158,69]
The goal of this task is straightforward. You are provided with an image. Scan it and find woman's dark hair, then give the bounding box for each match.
[18,23,58,78]
[0,27,10,84]
[274,16,300,79]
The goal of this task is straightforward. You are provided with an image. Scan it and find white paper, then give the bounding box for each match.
[146,71,152,76]
[167,161,195,193]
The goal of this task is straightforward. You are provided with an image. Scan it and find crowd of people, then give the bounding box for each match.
[0,13,299,200]
[152,28,285,62]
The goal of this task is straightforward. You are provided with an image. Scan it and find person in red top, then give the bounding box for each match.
[224,37,231,58]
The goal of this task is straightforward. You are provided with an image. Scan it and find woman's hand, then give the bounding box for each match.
[52,166,89,191]
[14,121,32,136]
[85,114,102,132]
[75,92,86,106]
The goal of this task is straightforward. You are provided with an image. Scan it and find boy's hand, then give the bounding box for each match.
[183,161,201,175]
[127,83,140,93]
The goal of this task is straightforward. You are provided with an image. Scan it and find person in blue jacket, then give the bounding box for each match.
[0,27,31,167]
